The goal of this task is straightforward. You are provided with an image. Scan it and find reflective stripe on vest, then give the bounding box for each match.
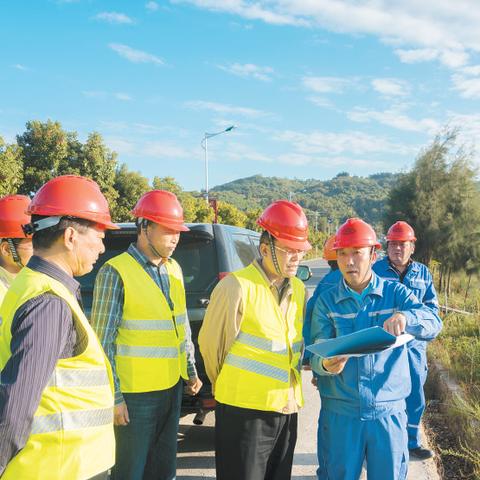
[31,407,113,435]
[214,263,305,412]
[46,368,110,388]
[0,267,115,480]
[224,353,290,383]
[106,252,188,392]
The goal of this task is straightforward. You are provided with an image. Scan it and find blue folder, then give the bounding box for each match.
[306,326,401,358]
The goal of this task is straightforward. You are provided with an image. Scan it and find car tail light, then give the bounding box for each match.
[201,397,217,409]
[218,272,229,280]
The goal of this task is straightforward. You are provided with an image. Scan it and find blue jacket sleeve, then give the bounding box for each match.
[309,295,337,376]
[422,269,439,315]
[397,284,442,341]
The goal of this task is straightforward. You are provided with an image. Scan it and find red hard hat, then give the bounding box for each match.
[257,200,311,251]
[132,190,189,232]
[323,235,337,261]
[333,218,381,250]
[386,221,416,242]
[27,175,118,230]
[0,195,31,238]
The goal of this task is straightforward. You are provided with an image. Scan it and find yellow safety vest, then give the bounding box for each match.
[0,265,14,306]
[0,267,115,480]
[106,252,188,392]
[214,263,305,412]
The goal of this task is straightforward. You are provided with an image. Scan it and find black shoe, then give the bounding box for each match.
[409,446,434,460]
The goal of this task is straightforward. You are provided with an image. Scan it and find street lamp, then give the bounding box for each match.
[201,125,236,203]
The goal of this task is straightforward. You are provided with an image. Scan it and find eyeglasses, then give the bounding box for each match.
[274,245,306,258]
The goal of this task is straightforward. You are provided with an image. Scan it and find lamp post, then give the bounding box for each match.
[201,125,235,203]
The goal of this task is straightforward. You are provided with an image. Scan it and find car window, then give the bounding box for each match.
[78,234,133,314]
[172,235,217,294]
[229,233,259,271]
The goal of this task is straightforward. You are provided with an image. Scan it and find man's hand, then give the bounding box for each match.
[114,402,130,426]
[322,355,348,374]
[185,377,203,396]
[383,312,407,336]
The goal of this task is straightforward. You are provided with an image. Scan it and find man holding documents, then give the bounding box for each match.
[373,221,438,459]
[310,218,442,480]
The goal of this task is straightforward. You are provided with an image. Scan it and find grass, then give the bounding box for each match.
[428,272,480,478]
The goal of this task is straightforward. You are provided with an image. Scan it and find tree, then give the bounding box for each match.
[16,120,71,195]
[0,137,23,196]
[245,208,263,231]
[76,132,118,209]
[111,164,150,222]
[385,129,480,291]
[152,176,182,196]
[216,201,247,226]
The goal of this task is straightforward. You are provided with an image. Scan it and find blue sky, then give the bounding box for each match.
[2,1,480,191]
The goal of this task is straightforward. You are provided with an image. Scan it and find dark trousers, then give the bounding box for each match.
[111,381,182,480]
[215,402,298,480]
[89,472,109,480]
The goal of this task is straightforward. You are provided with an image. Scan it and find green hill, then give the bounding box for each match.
[210,172,398,232]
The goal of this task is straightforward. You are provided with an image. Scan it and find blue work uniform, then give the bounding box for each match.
[373,257,439,449]
[303,268,342,364]
[310,272,442,480]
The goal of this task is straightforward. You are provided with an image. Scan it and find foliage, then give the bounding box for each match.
[0,137,23,196]
[385,129,480,280]
[211,172,398,233]
[16,120,72,195]
[428,273,480,479]
[111,164,150,222]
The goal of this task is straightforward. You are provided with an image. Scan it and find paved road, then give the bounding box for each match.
[176,258,439,479]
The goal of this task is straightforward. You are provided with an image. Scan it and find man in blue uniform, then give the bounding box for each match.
[310,218,442,480]
[303,235,341,365]
[373,221,438,459]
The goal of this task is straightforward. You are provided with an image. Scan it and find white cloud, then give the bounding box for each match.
[302,76,350,94]
[109,43,164,65]
[13,64,28,71]
[440,49,469,68]
[82,90,107,99]
[142,141,190,158]
[462,65,480,76]
[395,48,438,63]
[307,96,335,108]
[371,78,410,97]
[146,1,159,11]
[114,93,132,101]
[174,1,480,69]
[348,107,439,133]
[276,129,414,156]
[82,91,133,101]
[105,136,191,159]
[171,0,308,26]
[93,12,135,24]
[394,48,469,68]
[446,112,480,151]
[185,100,268,117]
[104,137,136,155]
[218,63,274,81]
[222,142,273,163]
[451,74,480,98]
[277,153,315,166]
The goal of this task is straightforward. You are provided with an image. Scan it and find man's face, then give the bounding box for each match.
[15,238,33,266]
[387,241,414,269]
[0,238,33,272]
[145,222,181,259]
[336,246,376,290]
[260,239,305,279]
[70,225,106,276]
